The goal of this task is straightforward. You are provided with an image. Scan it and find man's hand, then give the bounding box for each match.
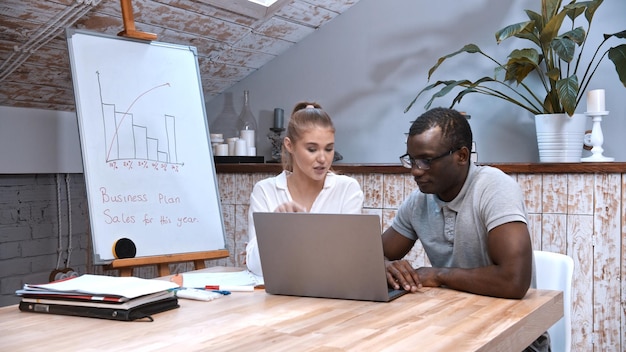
[414,267,442,287]
[385,259,422,292]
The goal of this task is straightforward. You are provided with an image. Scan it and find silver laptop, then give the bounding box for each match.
[253,212,407,302]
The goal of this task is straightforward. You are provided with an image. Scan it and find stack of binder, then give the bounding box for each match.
[16,274,180,321]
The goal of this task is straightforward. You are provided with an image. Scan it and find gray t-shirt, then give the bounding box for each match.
[392,163,528,268]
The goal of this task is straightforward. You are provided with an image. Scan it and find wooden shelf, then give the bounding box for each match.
[215,162,626,174]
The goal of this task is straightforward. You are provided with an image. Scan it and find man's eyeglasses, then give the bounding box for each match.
[399,149,459,170]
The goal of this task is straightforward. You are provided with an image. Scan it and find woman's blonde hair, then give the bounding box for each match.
[281,101,335,172]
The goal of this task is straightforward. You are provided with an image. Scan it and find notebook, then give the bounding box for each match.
[253,212,407,302]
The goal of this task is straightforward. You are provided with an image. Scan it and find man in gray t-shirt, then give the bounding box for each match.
[392,162,527,270]
[384,108,548,351]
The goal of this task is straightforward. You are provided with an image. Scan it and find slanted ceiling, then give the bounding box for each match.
[0,0,360,112]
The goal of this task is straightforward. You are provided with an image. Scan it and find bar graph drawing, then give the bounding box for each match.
[98,72,182,166]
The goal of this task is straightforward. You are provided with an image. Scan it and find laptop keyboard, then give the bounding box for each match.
[388,288,408,300]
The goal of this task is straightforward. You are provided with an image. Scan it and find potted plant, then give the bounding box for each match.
[406,0,626,162]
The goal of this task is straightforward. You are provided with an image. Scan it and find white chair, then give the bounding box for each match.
[533,250,574,352]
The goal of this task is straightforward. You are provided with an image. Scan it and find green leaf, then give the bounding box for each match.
[543,90,559,113]
[556,75,579,116]
[584,0,603,22]
[505,61,537,83]
[406,80,462,112]
[496,21,535,44]
[564,2,586,22]
[546,67,561,81]
[540,8,568,44]
[423,80,473,109]
[509,48,540,63]
[608,44,626,88]
[561,27,585,45]
[405,80,442,113]
[603,29,626,40]
[450,87,480,107]
[542,0,562,23]
[525,10,544,32]
[449,77,498,106]
[552,37,576,62]
[505,49,540,83]
[427,44,482,79]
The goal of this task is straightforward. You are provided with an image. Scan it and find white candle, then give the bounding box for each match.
[215,144,229,156]
[587,89,605,113]
[240,129,255,149]
[235,139,247,156]
[227,137,239,156]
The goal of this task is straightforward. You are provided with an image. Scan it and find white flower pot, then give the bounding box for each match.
[535,113,587,162]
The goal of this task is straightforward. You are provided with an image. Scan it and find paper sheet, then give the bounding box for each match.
[181,270,263,288]
[23,274,179,299]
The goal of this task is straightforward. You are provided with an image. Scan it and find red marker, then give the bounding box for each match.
[204,285,254,292]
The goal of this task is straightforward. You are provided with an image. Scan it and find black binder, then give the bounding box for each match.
[19,297,179,321]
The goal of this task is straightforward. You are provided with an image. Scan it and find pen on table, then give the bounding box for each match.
[205,285,254,292]
[211,290,231,295]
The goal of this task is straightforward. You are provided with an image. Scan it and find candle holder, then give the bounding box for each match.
[267,127,285,162]
[581,111,614,162]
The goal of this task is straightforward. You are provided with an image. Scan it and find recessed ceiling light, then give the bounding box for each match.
[248,0,278,7]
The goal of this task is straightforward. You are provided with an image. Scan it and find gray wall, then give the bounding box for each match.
[205,0,626,163]
[0,106,83,174]
[0,175,89,307]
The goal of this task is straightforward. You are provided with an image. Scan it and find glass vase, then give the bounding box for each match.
[209,92,239,139]
[237,90,258,149]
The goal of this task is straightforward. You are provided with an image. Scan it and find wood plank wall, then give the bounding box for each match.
[214,170,625,352]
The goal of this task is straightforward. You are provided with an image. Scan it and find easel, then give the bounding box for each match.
[117,0,157,41]
[104,250,230,277]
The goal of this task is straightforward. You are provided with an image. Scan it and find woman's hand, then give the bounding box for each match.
[240,242,247,264]
[274,202,307,213]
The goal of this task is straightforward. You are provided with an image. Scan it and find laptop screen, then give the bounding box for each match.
[253,212,407,302]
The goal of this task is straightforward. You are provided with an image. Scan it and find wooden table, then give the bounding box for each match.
[1,282,562,351]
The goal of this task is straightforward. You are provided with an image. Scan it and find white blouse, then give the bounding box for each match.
[245,170,364,276]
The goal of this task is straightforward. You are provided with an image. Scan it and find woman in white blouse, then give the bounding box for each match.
[245,102,364,277]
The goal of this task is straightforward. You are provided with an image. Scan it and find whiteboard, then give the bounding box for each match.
[66,29,226,264]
